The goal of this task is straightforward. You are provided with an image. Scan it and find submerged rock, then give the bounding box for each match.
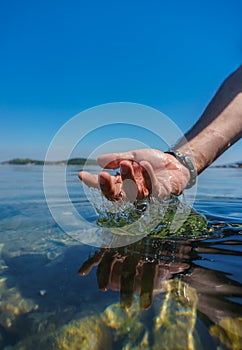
[210,317,242,350]
[103,300,148,349]
[103,299,140,329]
[12,299,148,349]
[11,316,111,350]
[153,279,200,350]
[102,280,202,350]
[9,279,203,350]
[54,316,111,350]
[0,271,37,330]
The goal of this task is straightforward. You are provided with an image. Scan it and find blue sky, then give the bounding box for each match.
[0,0,241,163]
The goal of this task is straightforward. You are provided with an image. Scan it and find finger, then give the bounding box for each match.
[140,160,170,199]
[120,161,138,202]
[109,259,124,291]
[121,160,152,200]
[78,171,99,188]
[140,262,156,309]
[98,152,135,169]
[99,172,122,201]
[78,250,105,276]
[96,251,116,291]
[139,161,154,196]
[120,255,140,309]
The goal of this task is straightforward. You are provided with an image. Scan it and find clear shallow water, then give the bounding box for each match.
[0,165,242,349]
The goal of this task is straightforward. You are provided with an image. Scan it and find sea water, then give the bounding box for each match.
[0,165,242,349]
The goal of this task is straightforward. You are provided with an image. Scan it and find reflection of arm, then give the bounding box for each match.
[176,65,242,174]
[182,267,242,324]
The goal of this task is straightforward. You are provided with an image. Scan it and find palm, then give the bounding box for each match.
[79,149,190,201]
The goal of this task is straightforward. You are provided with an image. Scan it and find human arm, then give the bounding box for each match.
[175,65,242,174]
[79,66,242,200]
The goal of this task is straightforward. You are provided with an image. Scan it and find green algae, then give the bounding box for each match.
[148,203,210,239]
[97,197,211,239]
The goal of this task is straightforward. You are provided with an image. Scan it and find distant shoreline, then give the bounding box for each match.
[1,158,242,168]
[1,158,97,166]
[213,163,242,169]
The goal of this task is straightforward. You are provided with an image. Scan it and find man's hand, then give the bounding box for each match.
[78,148,190,201]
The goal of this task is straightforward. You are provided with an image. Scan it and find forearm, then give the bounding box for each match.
[176,66,242,174]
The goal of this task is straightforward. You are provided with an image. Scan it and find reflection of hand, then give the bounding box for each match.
[78,149,190,201]
[78,248,190,309]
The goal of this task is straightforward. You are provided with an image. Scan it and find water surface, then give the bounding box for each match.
[0,165,241,349]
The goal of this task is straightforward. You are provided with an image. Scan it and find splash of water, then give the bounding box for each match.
[86,188,211,239]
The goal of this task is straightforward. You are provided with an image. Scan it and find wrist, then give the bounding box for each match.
[178,126,230,175]
[165,150,197,190]
[164,152,193,195]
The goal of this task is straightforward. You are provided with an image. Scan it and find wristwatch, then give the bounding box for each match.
[165,150,197,189]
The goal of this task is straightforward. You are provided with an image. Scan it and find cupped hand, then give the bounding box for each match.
[78,148,190,201]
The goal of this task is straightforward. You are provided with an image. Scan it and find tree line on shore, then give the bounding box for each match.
[1,158,97,166]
